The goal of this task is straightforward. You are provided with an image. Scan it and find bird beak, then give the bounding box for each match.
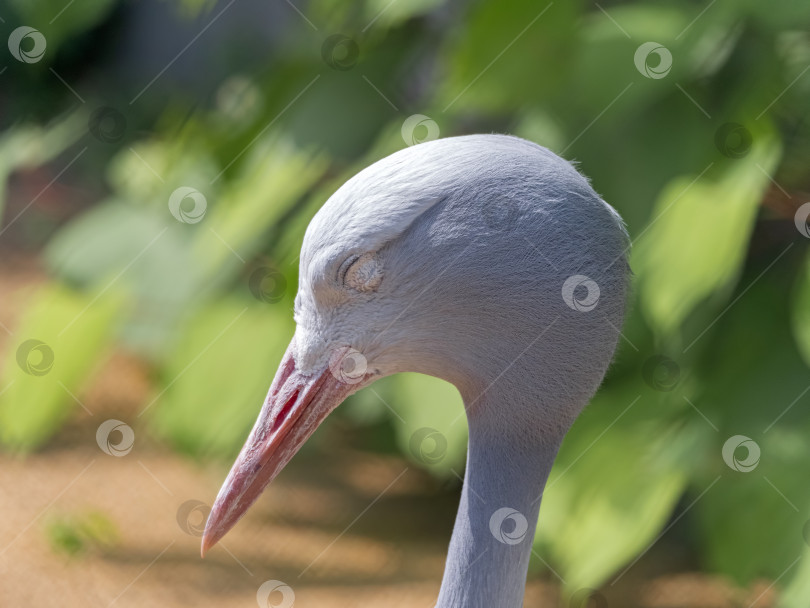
[201,338,361,557]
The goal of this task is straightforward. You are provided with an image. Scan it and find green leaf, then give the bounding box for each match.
[192,137,329,279]
[44,202,198,358]
[384,372,468,477]
[696,428,810,584]
[439,0,577,113]
[535,382,697,593]
[362,0,445,30]
[732,0,810,31]
[44,201,178,289]
[572,5,688,113]
[106,139,219,209]
[692,268,810,586]
[697,262,810,433]
[779,544,810,608]
[0,283,122,451]
[149,298,294,459]
[792,252,810,369]
[632,126,781,334]
[0,113,85,219]
[7,0,118,52]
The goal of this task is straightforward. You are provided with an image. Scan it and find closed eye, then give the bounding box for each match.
[341,252,383,292]
[337,254,360,284]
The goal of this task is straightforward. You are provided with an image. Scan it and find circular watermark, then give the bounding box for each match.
[249,267,287,303]
[794,202,810,238]
[634,42,672,79]
[570,589,608,608]
[216,75,262,124]
[482,197,521,233]
[96,419,135,457]
[401,114,440,146]
[714,123,752,159]
[642,355,680,391]
[257,580,295,608]
[8,26,46,64]
[321,34,359,71]
[489,507,529,545]
[722,435,760,472]
[16,339,54,376]
[328,347,367,385]
[168,186,207,224]
[176,500,211,537]
[409,427,447,465]
[89,106,127,144]
[562,275,600,312]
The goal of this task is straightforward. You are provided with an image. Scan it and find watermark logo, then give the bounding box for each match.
[328,346,367,385]
[216,75,262,124]
[89,106,127,144]
[249,267,287,303]
[16,339,54,376]
[96,419,135,457]
[714,122,752,159]
[321,34,359,71]
[562,275,600,312]
[8,26,46,63]
[409,427,447,465]
[642,355,680,391]
[402,114,440,146]
[257,580,295,608]
[794,202,810,238]
[177,500,211,537]
[168,187,207,224]
[634,42,672,79]
[489,507,529,545]
[482,197,521,233]
[722,435,760,472]
[570,588,608,608]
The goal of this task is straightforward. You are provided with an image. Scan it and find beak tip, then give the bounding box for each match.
[200,343,351,562]
[200,528,216,558]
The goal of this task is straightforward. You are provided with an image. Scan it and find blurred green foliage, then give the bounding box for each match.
[1,0,810,602]
[45,510,120,557]
[0,283,121,449]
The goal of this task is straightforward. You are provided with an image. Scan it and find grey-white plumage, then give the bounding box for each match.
[203,134,630,608]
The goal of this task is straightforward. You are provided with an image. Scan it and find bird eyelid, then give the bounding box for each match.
[340,252,383,292]
[337,254,360,284]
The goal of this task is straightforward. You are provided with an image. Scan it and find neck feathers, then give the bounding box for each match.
[437,392,562,608]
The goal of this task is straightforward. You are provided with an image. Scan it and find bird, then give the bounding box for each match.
[201,134,630,607]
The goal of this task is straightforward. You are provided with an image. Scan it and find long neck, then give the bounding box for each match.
[436,389,562,608]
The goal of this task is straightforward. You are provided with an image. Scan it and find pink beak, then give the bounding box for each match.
[201,338,361,556]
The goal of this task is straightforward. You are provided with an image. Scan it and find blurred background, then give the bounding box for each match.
[1,0,809,606]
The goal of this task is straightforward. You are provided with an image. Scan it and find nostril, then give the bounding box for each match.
[271,388,300,434]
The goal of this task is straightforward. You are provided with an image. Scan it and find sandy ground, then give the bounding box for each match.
[0,439,779,608]
[0,258,778,608]
[0,443,459,607]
